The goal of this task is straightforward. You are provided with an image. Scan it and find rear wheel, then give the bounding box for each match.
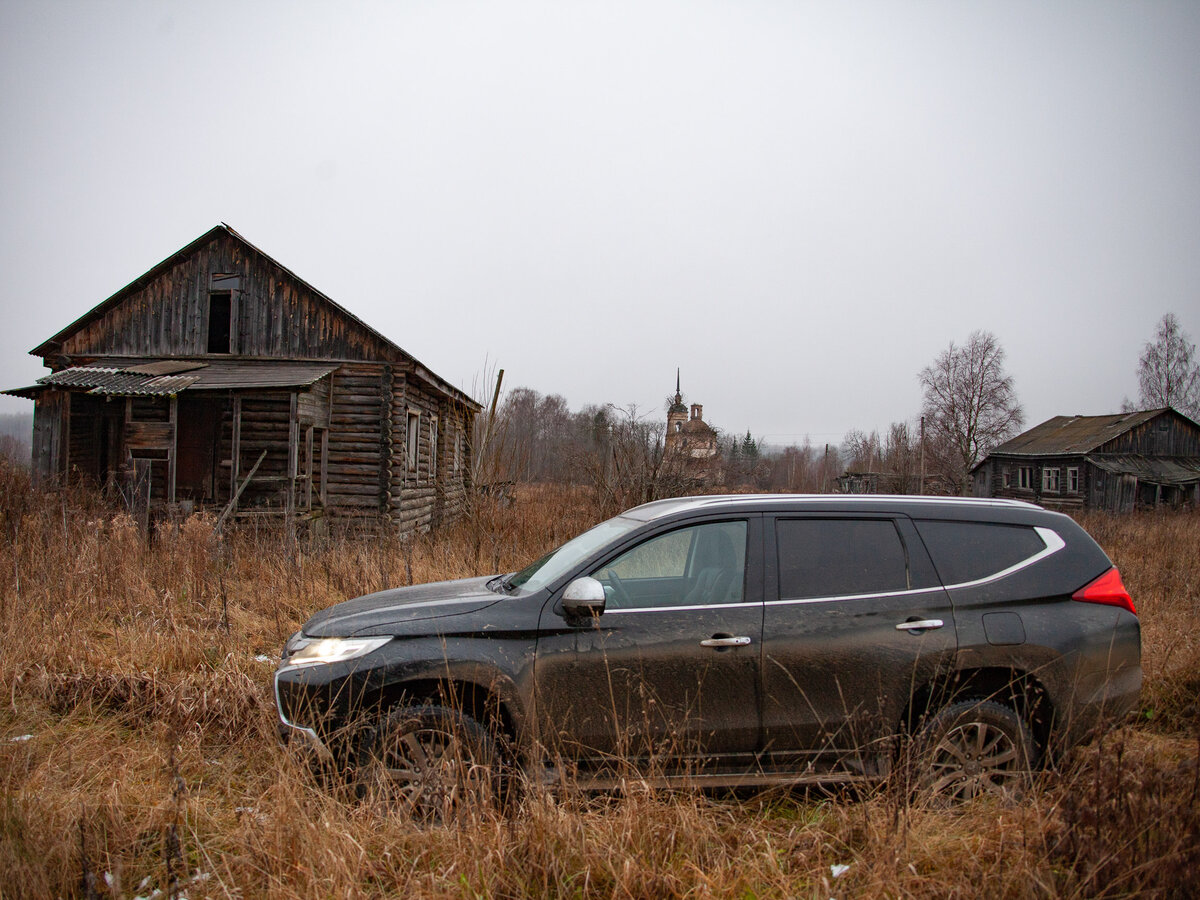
[357,705,500,822]
[916,699,1037,802]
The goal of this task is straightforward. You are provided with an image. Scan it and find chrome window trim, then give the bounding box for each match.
[606,600,760,615]
[599,527,1065,612]
[768,584,947,607]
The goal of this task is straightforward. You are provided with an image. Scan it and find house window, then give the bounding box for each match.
[1018,467,1033,489]
[1002,468,1012,489]
[429,416,438,480]
[207,292,232,353]
[1067,467,1079,493]
[1042,467,1060,492]
[406,410,420,475]
[453,430,462,474]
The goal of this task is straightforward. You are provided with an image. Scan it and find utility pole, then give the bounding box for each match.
[919,415,926,495]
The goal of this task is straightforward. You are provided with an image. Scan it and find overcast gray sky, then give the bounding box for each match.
[2,0,1198,445]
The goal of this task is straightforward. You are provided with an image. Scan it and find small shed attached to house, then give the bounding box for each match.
[4,225,481,532]
[971,408,1200,512]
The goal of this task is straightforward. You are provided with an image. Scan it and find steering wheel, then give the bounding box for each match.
[606,570,630,607]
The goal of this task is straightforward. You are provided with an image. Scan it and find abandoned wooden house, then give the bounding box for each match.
[4,224,480,532]
[971,408,1200,512]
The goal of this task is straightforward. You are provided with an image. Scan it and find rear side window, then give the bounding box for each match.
[915,520,1046,586]
[777,519,909,600]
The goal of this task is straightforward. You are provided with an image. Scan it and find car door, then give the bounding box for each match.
[760,514,957,773]
[533,516,763,775]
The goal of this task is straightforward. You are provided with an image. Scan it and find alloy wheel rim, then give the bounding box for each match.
[925,720,1023,800]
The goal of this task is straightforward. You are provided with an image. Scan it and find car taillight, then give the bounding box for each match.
[1072,567,1136,615]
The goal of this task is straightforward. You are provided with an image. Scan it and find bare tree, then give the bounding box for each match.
[919,330,1024,494]
[1128,313,1200,419]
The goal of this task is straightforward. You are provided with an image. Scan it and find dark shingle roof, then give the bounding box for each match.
[988,410,1168,456]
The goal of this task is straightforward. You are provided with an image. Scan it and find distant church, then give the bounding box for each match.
[664,372,721,484]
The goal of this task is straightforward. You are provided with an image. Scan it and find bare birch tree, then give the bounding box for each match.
[1129,313,1200,419]
[919,330,1024,494]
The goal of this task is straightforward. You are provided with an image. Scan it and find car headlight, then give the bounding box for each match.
[283,636,391,669]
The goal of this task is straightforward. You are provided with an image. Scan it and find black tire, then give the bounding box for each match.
[356,705,500,822]
[915,699,1038,802]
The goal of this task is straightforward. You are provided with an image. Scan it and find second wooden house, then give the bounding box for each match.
[970,408,1200,512]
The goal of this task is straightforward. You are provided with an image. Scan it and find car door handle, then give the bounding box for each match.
[700,635,752,647]
[895,619,944,632]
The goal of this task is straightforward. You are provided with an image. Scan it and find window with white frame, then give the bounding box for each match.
[406,410,420,475]
[1067,467,1079,493]
[1042,467,1060,492]
[1018,466,1033,489]
[430,416,438,480]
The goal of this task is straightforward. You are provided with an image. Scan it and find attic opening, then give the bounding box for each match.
[207,291,232,353]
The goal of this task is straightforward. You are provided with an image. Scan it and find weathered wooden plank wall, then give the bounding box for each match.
[55,232,395,363]
[1098,414,1200,457]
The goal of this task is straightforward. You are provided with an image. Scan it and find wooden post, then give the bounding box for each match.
[230,396,242,509]
[319,428,328,507]
[287,392,298,518]
[132,458,151,536]
[919,415,926,495]
[304,425,314,509]
[168,396,178,504]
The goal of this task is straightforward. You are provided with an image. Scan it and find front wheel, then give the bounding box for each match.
[356,705,500,822]
[915,699,1038,802]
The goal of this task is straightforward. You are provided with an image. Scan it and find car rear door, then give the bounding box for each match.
[759,513,957,774]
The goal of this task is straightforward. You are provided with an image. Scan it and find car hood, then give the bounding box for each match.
[302,575,505,636]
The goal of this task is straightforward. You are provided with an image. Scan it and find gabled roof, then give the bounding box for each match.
[986,408,1183,457]
[28,224,479,409]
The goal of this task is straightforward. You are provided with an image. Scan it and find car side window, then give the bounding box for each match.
[914,520,1048,585]
[777,518,909,600]
[593,520,747,610]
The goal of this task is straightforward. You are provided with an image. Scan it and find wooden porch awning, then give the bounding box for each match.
[18,361,339,397]
[1086,455,1200,486]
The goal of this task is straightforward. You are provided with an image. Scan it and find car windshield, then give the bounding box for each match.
[506,516,642,593]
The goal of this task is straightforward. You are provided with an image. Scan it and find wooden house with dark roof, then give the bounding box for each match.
[971,408,1200,512]
[4,225,480,532]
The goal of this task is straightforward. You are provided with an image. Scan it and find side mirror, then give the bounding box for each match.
[561,576,606,620]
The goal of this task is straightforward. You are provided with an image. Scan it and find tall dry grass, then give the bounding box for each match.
[0,462,1196,899]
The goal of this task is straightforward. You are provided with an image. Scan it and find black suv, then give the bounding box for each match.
[275,495,1140,811]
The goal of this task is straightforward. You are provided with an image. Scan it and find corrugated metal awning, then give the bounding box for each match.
[24,361,339,397]
[183,361,339,391]
[1086,455,1200,486]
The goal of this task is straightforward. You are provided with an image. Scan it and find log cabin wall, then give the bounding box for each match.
[391,367,440,533]
[325,362,388,521]
[435,400,472,524]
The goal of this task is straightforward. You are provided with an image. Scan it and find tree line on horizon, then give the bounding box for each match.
[476,312,1200,501]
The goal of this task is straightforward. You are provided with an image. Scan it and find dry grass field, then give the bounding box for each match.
[1,460,1197,899]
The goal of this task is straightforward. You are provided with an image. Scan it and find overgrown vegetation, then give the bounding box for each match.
[1,461,1196,898]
